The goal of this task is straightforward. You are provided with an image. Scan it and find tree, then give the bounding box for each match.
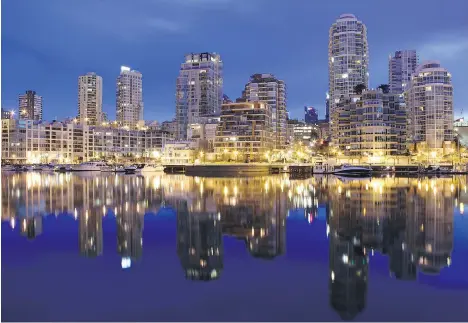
[354,83,367,95]
[377,84,390,94]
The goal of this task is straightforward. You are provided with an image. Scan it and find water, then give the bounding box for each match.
[2,172,468,322]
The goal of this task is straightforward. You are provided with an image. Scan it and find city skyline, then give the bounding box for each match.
[2,0,467,123]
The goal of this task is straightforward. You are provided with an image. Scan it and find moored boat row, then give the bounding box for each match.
[2,161,165,173]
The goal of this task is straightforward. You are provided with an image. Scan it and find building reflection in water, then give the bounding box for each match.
[325,175,457,320]
[176,200,223,281]
[19,215,43,240]
[1,172,462,313]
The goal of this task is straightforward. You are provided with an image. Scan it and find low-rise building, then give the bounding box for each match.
[187,115,220,152]
[215,102,273,162]
[162,141,196,164]
[1,119,170,164]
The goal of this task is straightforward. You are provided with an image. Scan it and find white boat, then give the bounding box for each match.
[332,164,372,176]
[140,164,165,173]
[73,161,107,171]
[2,165,17,171]
[101,165,126,172]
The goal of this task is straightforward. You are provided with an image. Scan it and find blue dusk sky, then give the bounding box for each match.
[2,0,468,122]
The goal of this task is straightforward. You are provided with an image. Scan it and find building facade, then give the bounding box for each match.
[78,72,103,126]
[287,119,318,145]
[406,61,453,149]
[241,74,287,150]
[19,90,43,121]
[389,50,418,94]
[1,119,170,163]
[332,88,407,156]
[187,115,220,153]
[175,53,223,140]
[1,108,12,119]
[304,106,318,124]
[215,102,273,162]
[116,66,143,129]
[328,14,368,114]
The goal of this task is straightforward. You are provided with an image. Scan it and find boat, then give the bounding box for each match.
[101,165,126,173]
[423,165,453,174]
[331,164,372,176]
[2,165,17,171]
[140,164,165,174]
[14,165,28,172]
[54,165,73,172]
[73,161,107,172]
[42,164,56,172]
[32,164,43,171]
[124,165,138,174]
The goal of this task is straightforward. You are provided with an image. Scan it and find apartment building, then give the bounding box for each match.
[332,88,407,156]
[241,74,287,149]
[214,102,273,162]
[19,90,43,121]
[1,119,169,163]
[116,66,143,129]
[175,53,223,140]
[78,72,103,126]
[406,61,453,149]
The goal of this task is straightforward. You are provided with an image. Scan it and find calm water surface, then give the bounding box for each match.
[2,172,468,322]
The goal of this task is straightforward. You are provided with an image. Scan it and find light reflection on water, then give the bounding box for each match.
[2,172,467,321]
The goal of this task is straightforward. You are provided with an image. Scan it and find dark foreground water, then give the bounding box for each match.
[2,172,468,321]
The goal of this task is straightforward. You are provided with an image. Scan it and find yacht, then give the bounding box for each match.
[101,165,126,173]
[73,161,107,172]
[140,164,165,174]
[54,165,73,172]
[2,165,17,171]
[332,164,372,176]
[32,164,43,171]
[124,165,139,174]
[423,165,452,174]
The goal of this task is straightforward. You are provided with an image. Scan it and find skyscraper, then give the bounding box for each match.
[19,90,42,121]
[406,61,453,149]
[116,66,143,129]
[304,106,318,124]
[78,72,103,126]
[328,14,369,113]
[175,53,223,140]
[241,73,287,149]
[389,50,418,94]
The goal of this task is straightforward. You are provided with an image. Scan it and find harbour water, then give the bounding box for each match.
[2,172,468,321]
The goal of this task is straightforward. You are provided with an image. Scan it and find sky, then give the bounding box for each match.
[2,0,468,122]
